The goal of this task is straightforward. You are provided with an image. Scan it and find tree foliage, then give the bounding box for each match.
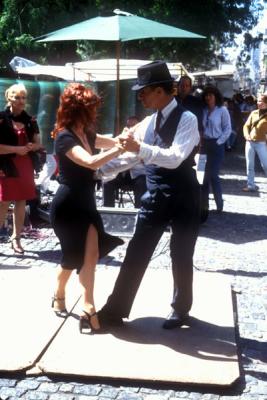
[0,0,261,71]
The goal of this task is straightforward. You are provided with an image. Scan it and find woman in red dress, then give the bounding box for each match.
[0,83,41,254]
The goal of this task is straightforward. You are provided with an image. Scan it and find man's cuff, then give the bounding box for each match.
[139,142,152,160]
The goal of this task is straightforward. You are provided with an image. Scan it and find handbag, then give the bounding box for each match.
[29,149,47,173]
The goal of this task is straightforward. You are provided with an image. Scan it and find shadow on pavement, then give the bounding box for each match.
[205,268,267,278]
[111,316,237,362]
[239,338,267,364]
[0,263,32,270]
[221,177,261,196]
[200,211,267,244]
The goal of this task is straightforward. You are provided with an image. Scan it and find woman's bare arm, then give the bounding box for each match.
[66,144,124,170]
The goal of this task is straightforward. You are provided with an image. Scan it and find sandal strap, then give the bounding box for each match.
[82,310,97,318]
[52,295,65,301]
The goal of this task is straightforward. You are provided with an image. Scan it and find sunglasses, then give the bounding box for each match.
[13,96,26,100]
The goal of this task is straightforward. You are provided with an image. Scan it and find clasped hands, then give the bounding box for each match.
[116,127,141,153]
[16,142,34,156]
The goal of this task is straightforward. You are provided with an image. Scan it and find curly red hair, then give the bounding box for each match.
[51,83,101,139]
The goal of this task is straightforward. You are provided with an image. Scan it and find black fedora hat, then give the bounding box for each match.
[132,61,174,91]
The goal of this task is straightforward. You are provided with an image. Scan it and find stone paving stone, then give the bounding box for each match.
[24,391,49,400]
[169,392,189,398]
[117,392,144,400]
[75,397,99,400]
[188,392,204,399]
[200,395,220,400]
[16,378,40,390]
[36,376,53,383]
[119,386,140,393]
[142,394,170,400]
[59,383,75,393]
[48,394,75,400]
[38,382,60,393]
[0,386,26,399]
[99,386,121,398]
[0,378,17,388]
[73,384,102,396]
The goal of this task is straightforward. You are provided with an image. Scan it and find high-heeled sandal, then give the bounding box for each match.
[79,310,100,334]
[11,236,24,254]
[51,296,68,318]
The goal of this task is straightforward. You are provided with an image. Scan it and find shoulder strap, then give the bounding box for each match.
[251,111,267,129]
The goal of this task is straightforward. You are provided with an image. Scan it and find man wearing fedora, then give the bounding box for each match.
[98,60,200,330]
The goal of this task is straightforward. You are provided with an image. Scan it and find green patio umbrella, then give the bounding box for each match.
[37,9,205,134]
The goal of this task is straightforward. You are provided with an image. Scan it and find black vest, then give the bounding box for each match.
[144,105,197,194]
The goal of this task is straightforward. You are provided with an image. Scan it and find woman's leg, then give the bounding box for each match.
[52,266,72,314]
[254,142,267,177]
[0,201,10,228]
[79,224,100,329]
[245,141,256,188]
[12,200,26,239]
[210,143,225,211]
[200,140,212,221]
[54,266,72,299]
[10,200,26,252]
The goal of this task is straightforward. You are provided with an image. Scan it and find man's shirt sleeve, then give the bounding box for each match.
[139,111,199,169]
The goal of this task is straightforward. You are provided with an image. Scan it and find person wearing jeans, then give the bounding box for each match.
[200,85,231,222]
[243,93,267,192]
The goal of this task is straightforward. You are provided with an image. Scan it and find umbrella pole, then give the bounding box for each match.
[115,41,121,136]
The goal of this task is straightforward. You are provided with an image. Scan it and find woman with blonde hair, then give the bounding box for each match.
[50,83,124,333]
[0,83,41,253]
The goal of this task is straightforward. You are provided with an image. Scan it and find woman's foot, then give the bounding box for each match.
[79,309,100,333]
[51,295,68,318]
[11,236,24,254]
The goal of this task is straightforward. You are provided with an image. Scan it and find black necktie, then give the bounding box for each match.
[155,110,162,133]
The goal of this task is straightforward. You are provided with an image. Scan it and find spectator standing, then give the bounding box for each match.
[200,85,231,221]
[242,92,267,192]
[225,98,243,151]
[176,75,203,137]
[0,83,41,254]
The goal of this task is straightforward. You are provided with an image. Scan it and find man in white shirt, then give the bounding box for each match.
[98,61,200,330]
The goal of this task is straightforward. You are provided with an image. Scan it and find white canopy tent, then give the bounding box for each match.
[11,57,190,82]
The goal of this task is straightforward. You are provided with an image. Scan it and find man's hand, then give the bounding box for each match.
[120,135,141,153]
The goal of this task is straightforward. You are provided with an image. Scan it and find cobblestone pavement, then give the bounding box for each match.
[0,150,266,400]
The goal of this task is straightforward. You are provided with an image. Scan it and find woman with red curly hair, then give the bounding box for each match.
[50,83,124,333]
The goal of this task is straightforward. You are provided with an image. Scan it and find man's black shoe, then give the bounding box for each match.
[162,311,189,330]
[97,310,124,329]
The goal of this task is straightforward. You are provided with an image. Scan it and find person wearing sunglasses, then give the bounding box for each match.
[0,83,42,254]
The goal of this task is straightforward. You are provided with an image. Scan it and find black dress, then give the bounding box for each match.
[50,129,123,273]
